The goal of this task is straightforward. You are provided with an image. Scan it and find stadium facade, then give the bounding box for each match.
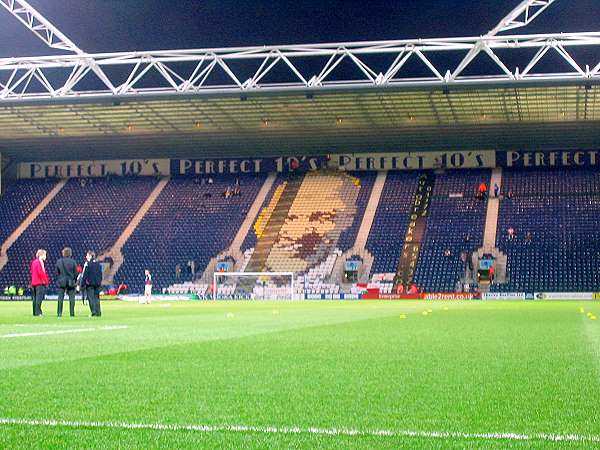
[1,0,600,300]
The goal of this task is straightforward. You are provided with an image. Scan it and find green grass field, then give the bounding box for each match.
[1,299,600,449]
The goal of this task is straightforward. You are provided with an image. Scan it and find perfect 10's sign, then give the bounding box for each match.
[500,150,600,168]
[19,159,169,179]
[18,150,600,180]
[173,156,326,176]
[333,149,600,171]
[18,156,326,179]
[333,150,496,171]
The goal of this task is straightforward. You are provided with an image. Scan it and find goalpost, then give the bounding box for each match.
[213,272,296,300]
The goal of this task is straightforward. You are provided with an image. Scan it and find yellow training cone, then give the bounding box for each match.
[591,316,597,320]
[399,314,407,319]
[422,311,428,316]
[427,309,433,313]
[579,307,585,313]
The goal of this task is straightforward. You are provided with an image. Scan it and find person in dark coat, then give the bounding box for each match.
[30,249,49,317]
[56,247,78,317]
[81,251,102,317]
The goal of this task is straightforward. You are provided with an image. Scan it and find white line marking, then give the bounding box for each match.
[1,326,128,339]
[100,325,128,331]
[0,418,598,443]
[1,328,96,338]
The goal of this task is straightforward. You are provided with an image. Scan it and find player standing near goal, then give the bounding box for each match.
[141,269,152,304]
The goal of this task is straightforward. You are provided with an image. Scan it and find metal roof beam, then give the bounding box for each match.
[489,0,558,35]
[0,0,117,95]
[0,0,84,54]
[452,0,559,81]
[0,31,597,102]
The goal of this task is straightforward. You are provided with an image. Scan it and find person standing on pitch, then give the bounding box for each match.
[56,247,78,317]
[76,264,85,305]
[30,249,49,317]
[142,269,152,304]
[82,251,102,317]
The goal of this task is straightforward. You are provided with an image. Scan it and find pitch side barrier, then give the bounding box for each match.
[3,293,596,302]
[0,295,30,302]
[483,292,598,300]
[303,293,476,300]
[302,292,600,301]
[527,292,596,300]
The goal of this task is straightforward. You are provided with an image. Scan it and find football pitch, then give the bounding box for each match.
[1,300,599,449]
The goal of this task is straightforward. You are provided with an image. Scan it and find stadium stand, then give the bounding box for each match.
[0,177,157,290]
[337,172,376,252]
[115,175,265,293]
[495,167,600,292]
[4,166,600,295]
[241,171,372,293]
[240,174,286,253]
[414,169,489,292]
[263,171,361,271]
[367,171,421,275]
[0,179,58,245]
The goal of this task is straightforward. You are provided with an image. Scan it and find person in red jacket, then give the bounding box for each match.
[396,283,405,296]
[407,283,419,295]
[30,249,49,317]
[489,265,496,284]
[478,182,488,199]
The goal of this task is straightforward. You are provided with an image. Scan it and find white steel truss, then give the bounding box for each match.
[1,32,600,102]
[452,0,558,81]
[489,0,558,35]
[0,0,83,54]
[0,0,116,97]
[0,0,598,103]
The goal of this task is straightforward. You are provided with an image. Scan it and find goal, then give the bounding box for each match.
[213,271,296,300]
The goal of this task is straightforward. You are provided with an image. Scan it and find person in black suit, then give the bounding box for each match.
[56,247,78,317]
[82,250,103,317]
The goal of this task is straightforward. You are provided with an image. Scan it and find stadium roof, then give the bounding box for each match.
[1,0,600,161]
[1,82,600,161]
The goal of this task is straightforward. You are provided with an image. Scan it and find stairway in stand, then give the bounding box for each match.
[394,172,435,287]
[244,175,304,272]
[469,167,508,287]
[483,167,503,250]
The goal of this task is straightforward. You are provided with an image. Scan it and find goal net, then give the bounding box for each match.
[213,272,296,300]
